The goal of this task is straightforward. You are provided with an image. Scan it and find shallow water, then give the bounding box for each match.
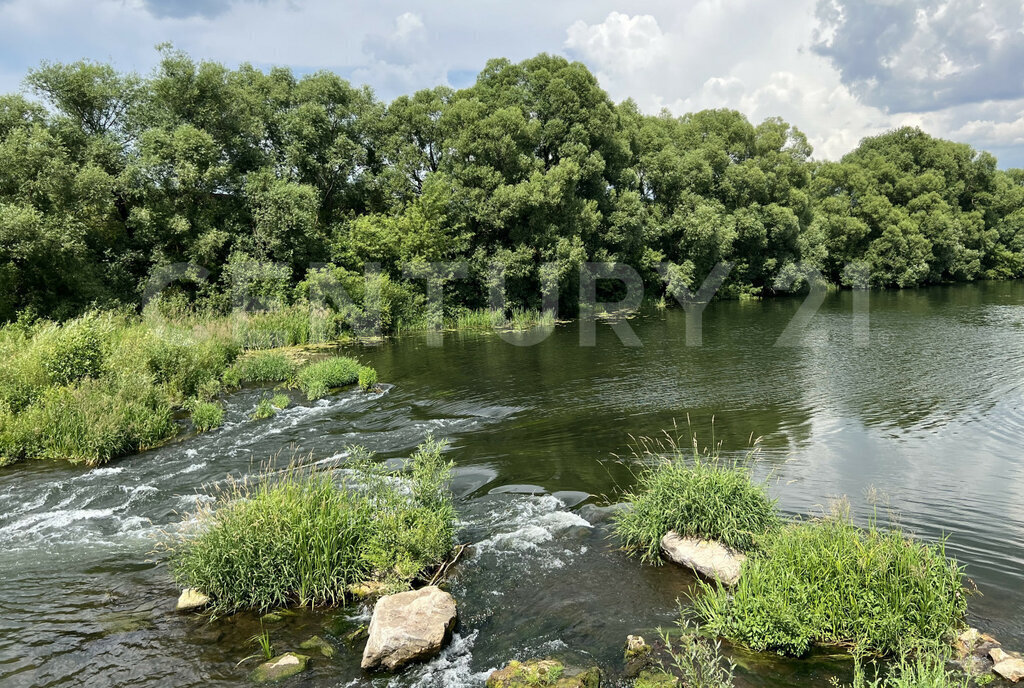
[2,281,1024,687]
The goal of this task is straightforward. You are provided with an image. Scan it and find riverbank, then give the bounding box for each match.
[0,309,377,467]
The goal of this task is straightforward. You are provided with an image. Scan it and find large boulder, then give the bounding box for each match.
[660,532,746,585]
[360,586,457,671]
[486,659,600,688]
[251,653,309,683]
[175,588,210,612]
[991,648,1024,682]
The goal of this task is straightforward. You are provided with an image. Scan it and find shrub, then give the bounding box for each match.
[224,351,297,387]
[294,356,367,400]
[357,366,377,391]
[694,509,968,657]
[168,437,455,615]
[251,397,277,420]
[614,435,779,562]
[190,401,224,432]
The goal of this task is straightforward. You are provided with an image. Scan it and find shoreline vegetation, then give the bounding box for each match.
[0,308,378,467]
[613,432,975,686]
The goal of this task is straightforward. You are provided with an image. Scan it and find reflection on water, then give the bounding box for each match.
[1,281,1023,687]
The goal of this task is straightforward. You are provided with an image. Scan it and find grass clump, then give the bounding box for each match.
[190,401,224,432]
[167,436,455,616]
[251,397,277,420]
[270,393,290,410]
[223,351,298,387]
[694,505,968,657]
[294,356,374,400]
[614,433,779,562]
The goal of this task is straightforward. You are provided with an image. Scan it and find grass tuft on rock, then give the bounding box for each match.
[694,504,968,657]
[613,433,779,562]
[167,437,455,616]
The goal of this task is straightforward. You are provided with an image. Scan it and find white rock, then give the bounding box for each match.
[660,532,746,586]
[360,586,457,671]
[993,657,1024,683]
[175,588,210,611]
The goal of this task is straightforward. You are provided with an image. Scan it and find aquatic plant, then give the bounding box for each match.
[694,505,968,657]
[834,649,970,688]
[223,351,297,387]
[613,433,779,561]
[655,618,735,688]
[251,397,277,420]
[190,401,224,432]
[294,356,374,400]
[167,437,455,616]
[270,393,290,409]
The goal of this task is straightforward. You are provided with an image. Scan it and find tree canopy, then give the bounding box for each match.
[1,50,1022,325]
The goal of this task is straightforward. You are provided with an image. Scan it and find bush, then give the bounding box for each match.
[168,437,455,615]
[190,401,224,432]
[224,351,297,387]
[694,509,968,657]
[614,435,779,562]
[294,356,366,400]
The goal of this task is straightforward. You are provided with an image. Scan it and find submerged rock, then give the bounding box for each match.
[660,531,746,586]
[486,659,600,688]
[175,588,210,612]
[360,586,457,671]
[625,635,650,659]
[251,652,309,683]
[299,635,335,658]
[633,669,676,688]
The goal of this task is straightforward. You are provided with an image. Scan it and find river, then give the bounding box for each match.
[2,281,1023,687]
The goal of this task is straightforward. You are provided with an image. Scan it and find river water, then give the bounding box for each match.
[2,282,1023,687]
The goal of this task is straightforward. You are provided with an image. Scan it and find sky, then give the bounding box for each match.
[1,0,1023,166]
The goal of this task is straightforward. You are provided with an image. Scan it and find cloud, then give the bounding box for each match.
[812,0,1024,112]
[140,0,273,19]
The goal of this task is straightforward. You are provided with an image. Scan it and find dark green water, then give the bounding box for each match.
[2,282,1023,687]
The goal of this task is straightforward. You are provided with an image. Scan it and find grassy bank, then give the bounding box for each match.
[167,438,455,616]
[0,310,377,467]
[614,435,968,659]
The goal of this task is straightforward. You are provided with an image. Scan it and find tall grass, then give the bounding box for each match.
[613,433,779,561]
[0,310,379,466]
[168,437,455,616]
[694,506,968,657]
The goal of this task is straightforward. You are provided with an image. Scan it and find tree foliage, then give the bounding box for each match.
[1,51,1022,326]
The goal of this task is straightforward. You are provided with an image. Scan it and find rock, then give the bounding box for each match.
[251,653,309,683]
[633,669,676,688]
[360,586,457,671]
[175,588,210,612]
[625,635,650,659]
[349,581,389,598]
[993,656,1024,683]
[299,635,335,658]
[993,648,1010,663]
[953,654,993,677]
[660,532,746,586]
[955,628,982,657]
[343,624,369,646]
[486,659,600,688]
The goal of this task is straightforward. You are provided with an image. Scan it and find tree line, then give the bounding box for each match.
[2,47,1023,327]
